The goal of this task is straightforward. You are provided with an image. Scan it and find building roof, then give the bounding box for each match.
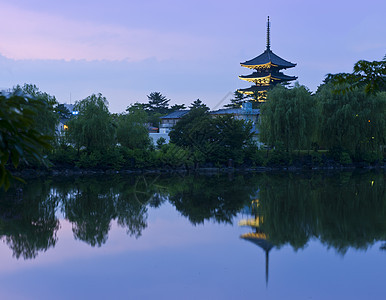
[238,86,269,94]
[241,49,296,70]
[210,108,260,115]
[239,71,297,82]
[160,110,189,119]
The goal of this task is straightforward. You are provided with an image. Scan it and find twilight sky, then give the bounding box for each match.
[0,0,385,112]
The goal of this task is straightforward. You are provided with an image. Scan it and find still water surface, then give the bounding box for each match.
[0,171,385,299]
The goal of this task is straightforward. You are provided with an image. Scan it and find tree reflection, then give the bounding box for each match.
[167,174,257,225]
[240,171,386,285]
[61,178,117,247]
[0,171,385,260]
[0,179,59,259]
[251,171,386,253]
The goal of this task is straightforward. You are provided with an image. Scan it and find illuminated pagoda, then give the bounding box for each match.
[238,16,297,102]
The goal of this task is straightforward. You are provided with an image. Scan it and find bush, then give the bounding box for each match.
[76,151,102,168]
[339,152,352,165]
[156,137,166,150]
[158,144,192,168]
[243,144,264,166]
[264,150,291,166]
[100,148,124,170]
[310,152,323,166]
[49,146,77,167]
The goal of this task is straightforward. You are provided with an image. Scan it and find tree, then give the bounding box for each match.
[210,115,253,163]
[326,55,386,95]
[170,107,254,164]
[259,84,317,152]
[67,93,115,152]
[146,92,170,114]
[189,99,209,111]
[315,83,386,157]
[170,107,212,150]
[0,91,52,189]
[0,179,59,258]
[224,90,246,108]
[12,84,58,138]
[116,104,151,150]
[56,104,72,119]
[170,104,186,111]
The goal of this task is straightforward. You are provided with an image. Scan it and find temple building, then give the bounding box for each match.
[238,17,297,102]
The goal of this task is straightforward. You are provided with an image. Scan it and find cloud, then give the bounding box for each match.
[0,3,213,61]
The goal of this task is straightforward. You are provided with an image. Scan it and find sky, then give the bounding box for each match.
[0,0,385,112]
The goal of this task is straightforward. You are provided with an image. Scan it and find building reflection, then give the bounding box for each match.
[239,199,274,286]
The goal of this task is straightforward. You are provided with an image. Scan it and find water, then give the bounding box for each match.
[0,171,384,299]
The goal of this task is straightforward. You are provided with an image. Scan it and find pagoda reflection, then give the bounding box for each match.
[239,199,274,286]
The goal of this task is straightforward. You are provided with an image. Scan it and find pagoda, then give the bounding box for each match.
[238,17,297,102]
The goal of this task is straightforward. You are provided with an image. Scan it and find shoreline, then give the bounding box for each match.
[11,162,386,179]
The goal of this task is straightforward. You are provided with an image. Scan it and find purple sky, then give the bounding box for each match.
[0,0,385,112]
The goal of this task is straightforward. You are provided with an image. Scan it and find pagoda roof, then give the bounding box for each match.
[241,49,296,70]
[239,72,297,82]
[238,86,269,94]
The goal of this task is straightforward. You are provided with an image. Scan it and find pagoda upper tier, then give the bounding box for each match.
[238,16,297,100]
[240,49,296,70]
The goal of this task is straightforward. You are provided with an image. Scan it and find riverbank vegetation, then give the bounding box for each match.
[1,57,385,188]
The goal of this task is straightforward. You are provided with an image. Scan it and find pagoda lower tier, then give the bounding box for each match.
[238,85,268,95]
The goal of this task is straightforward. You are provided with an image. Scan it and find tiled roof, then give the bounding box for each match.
[160,110,190,119]
[241,49,296,69]
[210,108,260,115]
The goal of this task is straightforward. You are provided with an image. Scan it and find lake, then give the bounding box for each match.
[0,171,385,300]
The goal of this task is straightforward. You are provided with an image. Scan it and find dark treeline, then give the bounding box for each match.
[0,172,385,259]
[1,57,385,189]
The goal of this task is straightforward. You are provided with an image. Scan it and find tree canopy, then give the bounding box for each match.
[224,91,246,108]
[259,84,317,151]
[189,99,209,111]
[316,83,386,157]
[170,108,253,164]
[116,104,151,150]
[0,91,52,189]
[146,92,170,114]
[67,93,115,152]
[12,84,58,138]
[326,55,386,95]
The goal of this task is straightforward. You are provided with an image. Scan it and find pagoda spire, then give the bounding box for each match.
[266,16,270,51]
[238,16,297,102]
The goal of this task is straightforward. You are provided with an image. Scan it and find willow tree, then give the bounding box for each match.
[67,93,115,152]
[259,84,317,151]
[316,83,386,157]
[116,104,150,150]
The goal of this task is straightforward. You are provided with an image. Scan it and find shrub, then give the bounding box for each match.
[339,152,352,165]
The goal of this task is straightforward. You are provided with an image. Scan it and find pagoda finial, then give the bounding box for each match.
[266,16,270,51]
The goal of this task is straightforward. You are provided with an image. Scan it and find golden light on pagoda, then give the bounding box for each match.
[238,16,297,102]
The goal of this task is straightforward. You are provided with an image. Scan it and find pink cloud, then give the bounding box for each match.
[0,3,214,61]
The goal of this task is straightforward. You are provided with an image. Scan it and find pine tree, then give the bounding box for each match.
[224,91,245,108]
[189,99,209,111]
[146,92,170,114]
